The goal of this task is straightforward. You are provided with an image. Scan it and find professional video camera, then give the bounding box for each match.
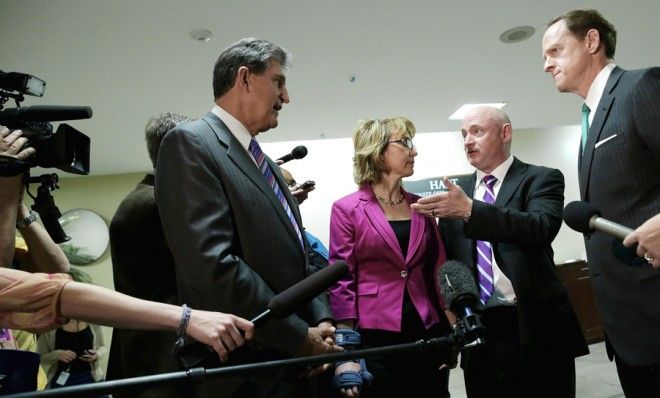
[0,70,91,176]
[0,70,93,243]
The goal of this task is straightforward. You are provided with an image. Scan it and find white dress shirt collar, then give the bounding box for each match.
[585,63,615,124]
[475,154,514,191]
[211,105,254,153]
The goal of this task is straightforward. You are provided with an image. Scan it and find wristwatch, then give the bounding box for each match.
[16,210,39,229]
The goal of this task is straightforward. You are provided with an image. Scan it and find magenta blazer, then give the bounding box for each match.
[328,185,447,332]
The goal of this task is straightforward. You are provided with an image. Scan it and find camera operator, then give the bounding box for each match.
[1,125,69,391]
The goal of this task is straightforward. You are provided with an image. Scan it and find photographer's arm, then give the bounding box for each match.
[0,174,22,266]
[0,125,37,266]
[15,202,70,273]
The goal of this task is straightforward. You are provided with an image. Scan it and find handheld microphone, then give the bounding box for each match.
[179,261,349,367]
[276,145,307,164]
[563,201,633,239]
[438,260,485,346]
[563,201,646,267]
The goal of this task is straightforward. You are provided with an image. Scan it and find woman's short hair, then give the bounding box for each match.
[352,117,416,186]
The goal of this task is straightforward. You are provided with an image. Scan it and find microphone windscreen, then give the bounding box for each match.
[563,201,599,234]
[19,105,93,122]
[291,145,308,160]
[438,260,478,308]
[268,260,348,318]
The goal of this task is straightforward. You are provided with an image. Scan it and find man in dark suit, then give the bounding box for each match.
[411,106,588,397]
[106,112,191,398]
[155,38,339,398]
[542,9,660,396]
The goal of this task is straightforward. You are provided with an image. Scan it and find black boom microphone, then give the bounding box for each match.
[252,260,348,323]
[438,260,485,346]
[276,145,307,164]
[180,261,349,367]
[0,105,92,126]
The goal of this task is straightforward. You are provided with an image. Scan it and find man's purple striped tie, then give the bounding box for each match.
[249,139,304,248]
[476,175,498,305]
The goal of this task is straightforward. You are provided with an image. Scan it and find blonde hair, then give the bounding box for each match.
[352,117,416,186]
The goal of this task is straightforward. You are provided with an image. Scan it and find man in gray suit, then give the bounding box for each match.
[155,38,339,398]
[543,9,660,396]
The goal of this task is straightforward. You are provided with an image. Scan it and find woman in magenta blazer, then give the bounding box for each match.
[329,117,453,398]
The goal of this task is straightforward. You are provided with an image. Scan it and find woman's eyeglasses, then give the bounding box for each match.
[387,137,415,150]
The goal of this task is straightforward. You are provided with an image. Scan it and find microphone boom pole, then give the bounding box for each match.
[6,335,461,398]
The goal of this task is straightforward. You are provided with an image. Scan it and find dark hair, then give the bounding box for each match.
[144,112,191,168]
[547,9,617,59]
[212,38,291,99]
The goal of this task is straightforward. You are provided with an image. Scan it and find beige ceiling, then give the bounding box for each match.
[1,0,658,175]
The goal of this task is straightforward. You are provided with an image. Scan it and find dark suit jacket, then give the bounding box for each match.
[155,113,333,396]
[579,66,660,367]
[106,173,184,398]
[439,158,588,365]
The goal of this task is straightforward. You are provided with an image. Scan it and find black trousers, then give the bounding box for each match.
[615,355,660,398]
[462,305,576,398]
[358,293,451,398]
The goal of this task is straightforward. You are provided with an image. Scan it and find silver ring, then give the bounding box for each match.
[644,254,655,264]
[431,209,436,217]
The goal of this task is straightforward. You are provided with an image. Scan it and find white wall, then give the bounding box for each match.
[261,124,586,264]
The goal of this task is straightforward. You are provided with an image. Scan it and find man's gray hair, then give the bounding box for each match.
[145,111,191,168]
[212,38,291,99]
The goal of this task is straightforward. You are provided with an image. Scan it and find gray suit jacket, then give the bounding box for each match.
[579,66,660,366]
[155,113,332,392]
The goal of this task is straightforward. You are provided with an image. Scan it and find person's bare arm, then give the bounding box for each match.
[59,281,254,362]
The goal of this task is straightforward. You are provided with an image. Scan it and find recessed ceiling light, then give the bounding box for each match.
[189,29,212,43]
[499,26,535,44]
[449,103,507,120]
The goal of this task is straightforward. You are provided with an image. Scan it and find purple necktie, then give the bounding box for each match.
[476,175,497,305]
[249,139,303,248]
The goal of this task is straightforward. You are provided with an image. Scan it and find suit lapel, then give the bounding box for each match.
[406,190,424,263]
[458,175,477,266]
[579,67,625,200]
[202,113,305,253]
[496,158,527,207]
[458,174,476,200]
[360,186,406,263]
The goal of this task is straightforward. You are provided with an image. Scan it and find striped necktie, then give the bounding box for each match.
[248,139,303,248]
[476,175,498,305]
